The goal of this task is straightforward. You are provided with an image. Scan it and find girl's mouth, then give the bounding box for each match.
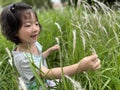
[30,34,38,37]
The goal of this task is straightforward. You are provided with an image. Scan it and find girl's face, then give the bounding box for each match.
[16,10,40,44]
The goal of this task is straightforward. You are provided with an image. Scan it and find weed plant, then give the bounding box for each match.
[0,0,120,90]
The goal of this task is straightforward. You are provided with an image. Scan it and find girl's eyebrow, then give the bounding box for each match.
[23,19,38,24]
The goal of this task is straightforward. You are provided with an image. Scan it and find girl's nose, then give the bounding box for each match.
[32,24,39,32]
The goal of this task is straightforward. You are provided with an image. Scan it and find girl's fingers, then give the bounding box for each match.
[85,54,98,61]
[93,59,101,70]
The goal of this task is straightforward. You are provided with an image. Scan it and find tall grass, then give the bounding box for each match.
[0,0,120,90]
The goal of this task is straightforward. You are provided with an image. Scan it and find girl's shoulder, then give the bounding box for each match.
[12,50,24,57]
[35,41,42,52]
[12,51,26,61]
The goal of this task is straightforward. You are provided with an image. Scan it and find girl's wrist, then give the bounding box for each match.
[76,61,83,73]
[49,48,53,52]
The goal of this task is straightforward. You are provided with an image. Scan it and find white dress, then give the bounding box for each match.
[12,41,57,90]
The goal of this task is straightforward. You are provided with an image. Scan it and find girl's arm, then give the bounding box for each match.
[40,54,101,79]
[43,44,60,58]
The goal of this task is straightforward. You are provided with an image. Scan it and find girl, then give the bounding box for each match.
[0,2,101,90]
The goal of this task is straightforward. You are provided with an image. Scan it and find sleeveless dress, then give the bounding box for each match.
[12,42,57,90]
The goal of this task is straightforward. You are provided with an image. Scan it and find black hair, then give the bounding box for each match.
[0,2,41,45]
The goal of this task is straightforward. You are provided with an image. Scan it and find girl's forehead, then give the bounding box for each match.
[21,10,37,22]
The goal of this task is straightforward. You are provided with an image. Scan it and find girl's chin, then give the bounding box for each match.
[27,40,37,44]
[31,40,37,43]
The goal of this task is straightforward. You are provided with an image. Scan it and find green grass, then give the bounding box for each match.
[0,1,120,90]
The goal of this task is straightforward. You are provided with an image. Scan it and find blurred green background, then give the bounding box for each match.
[0,0,118,9]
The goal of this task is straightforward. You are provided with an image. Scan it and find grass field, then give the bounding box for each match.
[0,1,120,90]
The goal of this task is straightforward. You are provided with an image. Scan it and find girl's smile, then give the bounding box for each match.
[30,34,38,40]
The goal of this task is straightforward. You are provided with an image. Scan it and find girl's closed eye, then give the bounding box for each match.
[35,21,39,26]
[24,23,31,27]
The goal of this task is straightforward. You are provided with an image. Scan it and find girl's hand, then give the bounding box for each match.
[43,44,60,58]
[50,44,60,51]
[77,54,101,72]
